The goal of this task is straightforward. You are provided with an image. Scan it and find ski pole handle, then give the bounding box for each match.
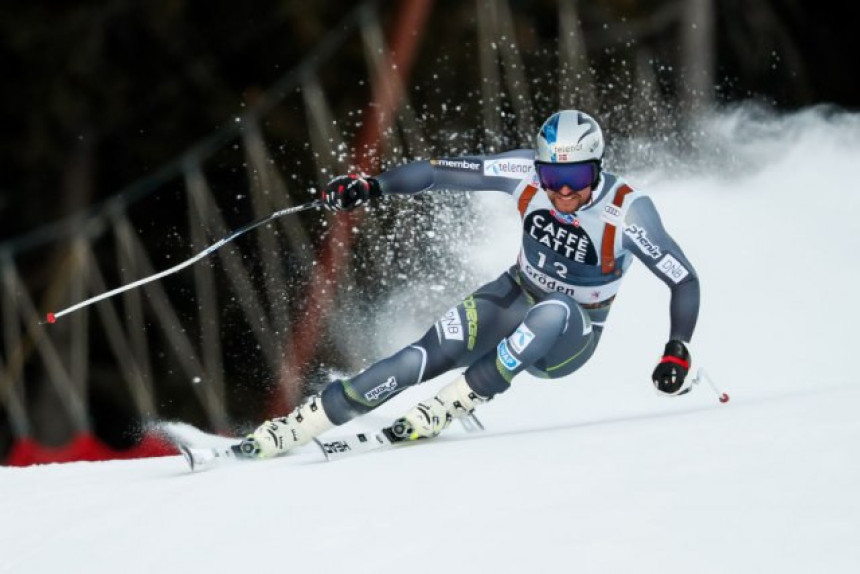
[692,367,730,404]
[46,199,322,324]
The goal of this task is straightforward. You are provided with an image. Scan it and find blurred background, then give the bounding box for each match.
[0,0,856,464]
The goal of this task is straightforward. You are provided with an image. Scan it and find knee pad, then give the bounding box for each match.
[524,295,575,338]
[537,293,592,336]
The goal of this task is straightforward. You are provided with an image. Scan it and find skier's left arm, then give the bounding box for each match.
[622,196,700,396]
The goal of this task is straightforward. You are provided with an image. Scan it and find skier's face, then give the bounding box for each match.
[547,184,593,213]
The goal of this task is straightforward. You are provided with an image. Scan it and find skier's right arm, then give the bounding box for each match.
[322,150,534,210]
[376,150,531,196]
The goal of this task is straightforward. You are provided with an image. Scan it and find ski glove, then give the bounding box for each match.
[652,339,692,396]
[322,174,381,211]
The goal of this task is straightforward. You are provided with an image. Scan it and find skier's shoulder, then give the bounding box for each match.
[490,148,535,160]
[590,171,636,209]
[596,171,639,199]
[595,171,655,211]
[589,172,663,231]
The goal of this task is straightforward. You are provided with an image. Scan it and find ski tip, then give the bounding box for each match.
[178,444,196,471]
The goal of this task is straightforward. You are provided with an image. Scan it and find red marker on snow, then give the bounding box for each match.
[719,393,730,404]
[46,312,56,324]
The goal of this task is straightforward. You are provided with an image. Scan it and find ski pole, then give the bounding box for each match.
[691,367,730,404]
[46,199,322,324]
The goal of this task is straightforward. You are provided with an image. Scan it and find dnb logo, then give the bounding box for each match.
[439,307,464,341]
[525,210,598,264]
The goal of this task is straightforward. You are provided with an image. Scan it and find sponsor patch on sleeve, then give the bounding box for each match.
[497,339,522,371]
[483,158,534,179]
[624,224,663,259]
[430,158,482,172]
[657,254,690,284]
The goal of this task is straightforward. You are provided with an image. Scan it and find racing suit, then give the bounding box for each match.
[318,150,700,423]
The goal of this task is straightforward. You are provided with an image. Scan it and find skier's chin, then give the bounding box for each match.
[550,195,583,214]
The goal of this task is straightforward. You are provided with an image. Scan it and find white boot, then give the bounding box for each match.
[396,375,487,440]
[398,398,451,439]
[242,395,334,458]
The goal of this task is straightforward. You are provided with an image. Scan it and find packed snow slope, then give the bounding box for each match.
[2,107,859,574]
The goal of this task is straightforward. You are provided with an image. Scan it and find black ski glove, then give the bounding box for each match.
[321,174,381,211]
[652,340,692,396]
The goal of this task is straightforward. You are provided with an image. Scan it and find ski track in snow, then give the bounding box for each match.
[2,107,859,574]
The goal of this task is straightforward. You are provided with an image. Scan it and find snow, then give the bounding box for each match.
[2,106,860,573]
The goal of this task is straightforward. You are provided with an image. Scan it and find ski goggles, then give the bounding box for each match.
[535,160,599,192]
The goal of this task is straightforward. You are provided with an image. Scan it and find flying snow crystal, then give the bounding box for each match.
[192,376,201,384]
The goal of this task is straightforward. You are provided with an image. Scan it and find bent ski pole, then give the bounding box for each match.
[46,200,322,324]
[692,367,730,404]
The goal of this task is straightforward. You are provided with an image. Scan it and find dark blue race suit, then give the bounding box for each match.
[319,150,700,423]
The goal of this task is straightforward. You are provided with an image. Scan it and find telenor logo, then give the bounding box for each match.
[484,159,534,179]
[509,324,535,354]
[553,143,584,153]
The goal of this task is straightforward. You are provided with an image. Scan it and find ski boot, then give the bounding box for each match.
[390,375,487,441]
[237,395,334,458]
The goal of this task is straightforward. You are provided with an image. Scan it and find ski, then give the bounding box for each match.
[176,430,393,471]
[177,442,253,472]
[313,431,392,462]
[314,413,485,462]
[173,413,484,471]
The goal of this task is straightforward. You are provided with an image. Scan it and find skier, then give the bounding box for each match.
[241,110,700,458]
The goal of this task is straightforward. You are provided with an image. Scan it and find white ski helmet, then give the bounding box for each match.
[535,110,604,165]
